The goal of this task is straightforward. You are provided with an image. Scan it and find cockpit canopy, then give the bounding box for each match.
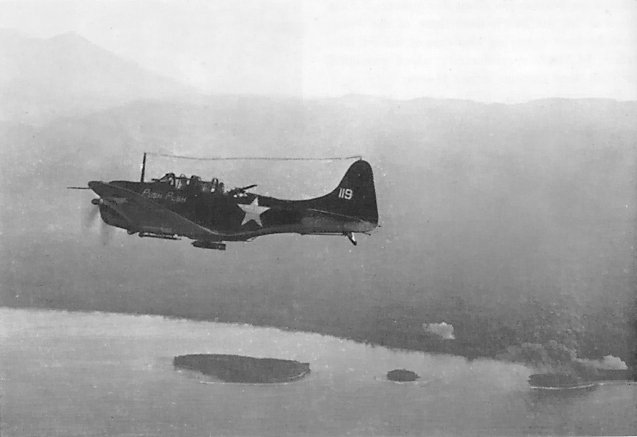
[156,172,225,193]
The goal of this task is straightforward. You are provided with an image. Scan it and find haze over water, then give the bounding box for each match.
[2,308,634,436]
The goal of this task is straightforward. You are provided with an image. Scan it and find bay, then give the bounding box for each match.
[1,308,634,436]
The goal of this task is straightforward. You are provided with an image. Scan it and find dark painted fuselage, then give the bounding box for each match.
[91,160,379,244]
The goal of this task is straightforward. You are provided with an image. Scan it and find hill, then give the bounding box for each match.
[0,29,193,124]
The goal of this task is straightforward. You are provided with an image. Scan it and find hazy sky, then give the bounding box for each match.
[1,0,636,102]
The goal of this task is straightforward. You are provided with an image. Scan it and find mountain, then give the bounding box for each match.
[0,29,194,123]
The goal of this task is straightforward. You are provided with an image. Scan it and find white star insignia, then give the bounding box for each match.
[238,197,270,227]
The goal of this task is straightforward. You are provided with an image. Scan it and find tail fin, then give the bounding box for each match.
[313,160,378,225]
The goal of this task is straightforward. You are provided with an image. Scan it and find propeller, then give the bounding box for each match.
[69,186,114,245]
[82,200,99,232]
[99,219,113,246]
[82,197,113,245]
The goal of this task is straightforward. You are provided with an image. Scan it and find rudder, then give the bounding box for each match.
[317,160,379,224]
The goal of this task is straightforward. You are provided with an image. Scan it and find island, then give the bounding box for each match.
[173,354,311,383]
[528,373,595,390]
[387,369,420,382]
[529,369,633,390]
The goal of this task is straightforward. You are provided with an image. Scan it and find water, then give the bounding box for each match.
[1,308,635,436]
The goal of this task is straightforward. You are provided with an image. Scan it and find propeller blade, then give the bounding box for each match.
[100,220,113,246]
[67,186,91,190]
[82,201,100,232]
[79,197,113,245]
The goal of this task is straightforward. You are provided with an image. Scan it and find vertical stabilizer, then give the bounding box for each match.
[311,160,378,225]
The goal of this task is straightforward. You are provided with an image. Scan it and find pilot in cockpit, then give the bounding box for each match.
[175,174,187,190]
[189,175,201,190]
[157,173,224,195]
[208,177,225,195]
[158,172,176,186]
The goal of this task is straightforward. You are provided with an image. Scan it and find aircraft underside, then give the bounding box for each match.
[99,203,372,250]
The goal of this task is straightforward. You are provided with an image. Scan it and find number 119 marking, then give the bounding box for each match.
[338,188,353,200]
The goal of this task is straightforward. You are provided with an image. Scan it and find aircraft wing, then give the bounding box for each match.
[88,181,221,239]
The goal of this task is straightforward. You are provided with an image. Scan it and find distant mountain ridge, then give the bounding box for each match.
[0,29,195,123]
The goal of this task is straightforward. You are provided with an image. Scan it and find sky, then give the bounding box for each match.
[1,0,636,102]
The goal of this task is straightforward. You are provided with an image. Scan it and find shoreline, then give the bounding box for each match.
[3,305,634,377]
